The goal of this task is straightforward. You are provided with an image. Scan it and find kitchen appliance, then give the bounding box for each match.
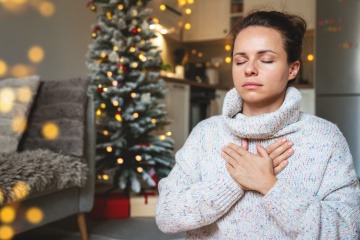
[185,62,207,83]
[316,0,360,178]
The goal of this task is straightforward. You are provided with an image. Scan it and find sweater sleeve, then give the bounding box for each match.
[262,126,360,239]
[156,121,244,233]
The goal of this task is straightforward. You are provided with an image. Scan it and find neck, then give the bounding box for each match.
[242,92,286,117]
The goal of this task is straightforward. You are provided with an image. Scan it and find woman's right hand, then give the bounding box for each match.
[241,138,294,175]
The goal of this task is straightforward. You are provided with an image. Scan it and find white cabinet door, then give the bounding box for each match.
[299,88,315,115]
[164,82,190,153]
[183,0,230,42]
[244,0,315,29]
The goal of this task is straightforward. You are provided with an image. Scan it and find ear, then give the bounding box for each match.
[288,60,300,80]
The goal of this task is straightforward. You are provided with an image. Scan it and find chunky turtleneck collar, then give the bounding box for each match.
[222,87,302,139]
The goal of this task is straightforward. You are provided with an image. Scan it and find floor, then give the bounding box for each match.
[14,215,186,240]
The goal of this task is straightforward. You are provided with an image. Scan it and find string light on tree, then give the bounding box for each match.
[86,0,175,194]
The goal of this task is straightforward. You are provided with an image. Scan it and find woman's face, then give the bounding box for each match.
[232,26,299,114]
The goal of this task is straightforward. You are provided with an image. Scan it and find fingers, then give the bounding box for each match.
[241,139,249,150]
[272,147,294,167]
[256,144,271,160]
[274,160,288,175]
[221,147,238,167]
[268,139,293,161]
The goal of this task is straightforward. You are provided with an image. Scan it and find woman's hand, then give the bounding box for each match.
[241,138,294,175]
[221,139,294,195]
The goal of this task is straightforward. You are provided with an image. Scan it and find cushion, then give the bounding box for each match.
[19,77,90,157]
[0,75,40,153]
[0,149,88,205]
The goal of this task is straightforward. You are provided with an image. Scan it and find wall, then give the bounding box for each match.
[0,0,95,80]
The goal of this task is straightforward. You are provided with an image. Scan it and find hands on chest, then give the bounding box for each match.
[221,138,294,195]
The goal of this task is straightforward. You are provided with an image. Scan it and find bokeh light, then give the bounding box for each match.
[0,206,16,223]
[0,59,8,76]
[41,122,59,140]
[26,207,43,224]
[12,181,30,200]
[11,64,31,78]
[38,1,55,17]
[0,225,14,239]
[28,45,45,63]
[17,86,32,103]
[117,158,124,164]
[184,23,191,30]
[225,44,231,51]
[11,116,27,134]
[225,57,232,63]
[0,87,15,113]
[307,54,314,62]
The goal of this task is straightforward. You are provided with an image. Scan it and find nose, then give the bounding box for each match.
[244,61,258,77]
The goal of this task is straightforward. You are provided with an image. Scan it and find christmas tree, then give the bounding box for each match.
[86,0,175,194]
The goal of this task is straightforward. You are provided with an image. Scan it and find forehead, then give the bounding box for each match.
[234,26,284,49]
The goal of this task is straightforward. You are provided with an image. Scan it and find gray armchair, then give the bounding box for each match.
[0,77,95,240]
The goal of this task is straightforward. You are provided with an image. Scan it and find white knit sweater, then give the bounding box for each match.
[156,87,360,239]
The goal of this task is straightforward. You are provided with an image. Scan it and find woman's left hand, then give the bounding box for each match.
[221,143,277,195]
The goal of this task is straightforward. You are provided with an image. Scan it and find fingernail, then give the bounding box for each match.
[287,141,293,146]
[288,149,293,153]
[281,138,287,142]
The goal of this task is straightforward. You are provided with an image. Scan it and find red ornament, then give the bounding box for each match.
[97,87,103,93]
[93,26,100,33]
[117,63,128,73]
[115,110,122,115]
[138,143,151,147]
[131,28,138,35]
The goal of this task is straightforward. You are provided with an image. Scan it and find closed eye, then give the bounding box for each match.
[261,60,274,64]
[236,61,247,65]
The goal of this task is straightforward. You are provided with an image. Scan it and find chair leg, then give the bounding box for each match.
[77,212,88,240]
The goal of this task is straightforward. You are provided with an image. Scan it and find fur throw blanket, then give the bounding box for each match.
[0,149,87,205]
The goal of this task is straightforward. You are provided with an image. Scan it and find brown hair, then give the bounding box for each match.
[230,11,307,64]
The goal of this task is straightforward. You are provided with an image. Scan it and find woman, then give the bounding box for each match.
[156,10,360,239]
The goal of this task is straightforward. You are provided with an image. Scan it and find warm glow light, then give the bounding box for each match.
[129,47,136,52]
[130,92,136,98]
[137,27,141,32]
[103,130,109,136]
[113,46,119,51]
[0,225,14,239]
[41,122,59,140]
[160,29,168,34]
[106,11,112,20]
[118,4,124,10]
[197,52,203,58]
[26,207,43,224]
[107,71,113,77]
[225,44,231,51]
[12,181,29,200]
[112,80,118,86]
[166,131,172,136]
[106,146,112,152]
[225,57,232,63]
[113,100,119,107]
[133,112,139,118]
[131,62,138,68]
[187,0,194,4]
[115,113,122,122]
[184,23,191,30]
[17,86,32,103]
[152,18,159,24]
[103,87,108,92]
[12,116,27,134]
[0,59,8,76]
[307,54,314,61]
[100,103,106,109]
[0,87,15,113]
[135,155,142,161]
[160,4,166,11]
[137,167,143,173]
[100,52,106,58]
[103,174,109,180]
[159,135,166,140]
[96,109,102,116]
[38,1,55,17]
[185,8,191,14]
[178,0,186,7]
[11,64,30,78]
[117,158,124,164]
[191,49,196,54]
[0,206,16,223]
[151,118,156,124]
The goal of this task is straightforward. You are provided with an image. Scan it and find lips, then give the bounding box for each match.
[243,82,263,89]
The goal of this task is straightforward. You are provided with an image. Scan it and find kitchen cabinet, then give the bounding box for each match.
[164,82,190,153]
[182,0,230,42]
[243,0,315,29]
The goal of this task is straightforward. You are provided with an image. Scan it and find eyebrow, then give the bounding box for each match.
[233,50,277,57]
